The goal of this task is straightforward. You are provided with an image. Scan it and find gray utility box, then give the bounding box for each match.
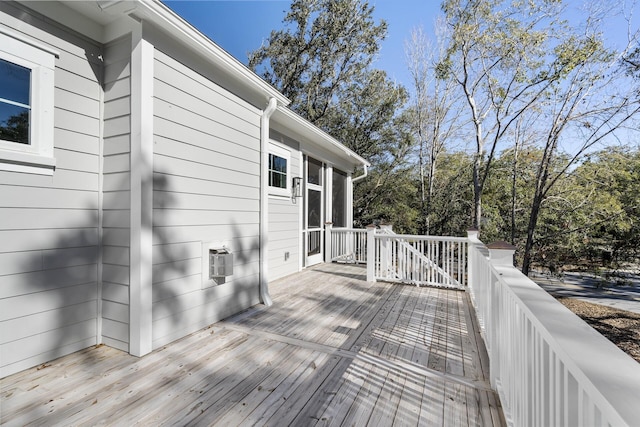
[209,248,233,278]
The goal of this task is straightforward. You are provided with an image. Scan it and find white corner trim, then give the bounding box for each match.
[129,27,154,357]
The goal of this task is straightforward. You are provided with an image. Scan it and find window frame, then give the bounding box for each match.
[0,29,57,175]
[267,140,291,198]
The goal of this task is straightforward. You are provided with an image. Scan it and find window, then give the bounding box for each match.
[268,141,291,197]
[269,153,287,189]
[307,157,323,186]
[0,59,30,145]
[0,29,57,175]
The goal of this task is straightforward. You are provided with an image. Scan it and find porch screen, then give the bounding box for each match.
[332,169,347,227]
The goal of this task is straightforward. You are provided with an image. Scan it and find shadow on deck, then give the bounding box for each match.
[0,263,505,426]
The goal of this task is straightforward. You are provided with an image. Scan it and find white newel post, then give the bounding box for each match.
[324,222,333,263]
[467,228,479,290]
[485,240,516,390]
[366,224,376,282]
[487,241,516,267]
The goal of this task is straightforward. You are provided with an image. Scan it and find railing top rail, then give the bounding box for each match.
[331,227,367,233]
[469,243,640,426]
[374,233,468,243]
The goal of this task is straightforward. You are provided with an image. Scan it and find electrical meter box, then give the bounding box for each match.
[209,248,233,278]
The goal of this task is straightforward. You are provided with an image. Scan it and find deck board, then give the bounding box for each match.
[0,263,505,426]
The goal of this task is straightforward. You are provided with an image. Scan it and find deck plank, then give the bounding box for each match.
[0,263,504,427]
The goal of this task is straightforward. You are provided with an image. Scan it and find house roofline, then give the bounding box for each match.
[273,107,371,169]
[128,0,290,107]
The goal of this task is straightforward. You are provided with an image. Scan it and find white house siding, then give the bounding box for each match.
[150,49,262,349]
[101,35,132,352]
[268,130,301,281]
[0,3,102,377]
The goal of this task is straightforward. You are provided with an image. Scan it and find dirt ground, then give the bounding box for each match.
[555,297,640,363]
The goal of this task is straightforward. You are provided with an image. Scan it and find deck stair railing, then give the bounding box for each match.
[467,229,640,427]
[327,224,467,289]
[376,225,467,289]
[370,224,467,289]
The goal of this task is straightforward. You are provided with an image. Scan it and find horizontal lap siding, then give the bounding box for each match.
[101,36,132,352]
[151,50,262,349]
[0,4,102,377]
[268,133,301,281]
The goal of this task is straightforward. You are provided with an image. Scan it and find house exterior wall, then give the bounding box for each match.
[150,48,263,349]
[0,2,102,377]
[101,35,132,352]
[268,130,302,281]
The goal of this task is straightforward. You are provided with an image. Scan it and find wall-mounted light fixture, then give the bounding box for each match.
[292,176,302,198]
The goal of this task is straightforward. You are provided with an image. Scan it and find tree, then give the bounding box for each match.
[0,110,29,144]
[520,32,640,275]
[248,0,387,129]
[249,0,411,229]
[438,0,581,230]
[405,23,462,234]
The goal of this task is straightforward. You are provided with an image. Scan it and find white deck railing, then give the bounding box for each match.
[329,225,640,425]
[327,227,367,264]
[467,232,640,427]
[368,230,467,289]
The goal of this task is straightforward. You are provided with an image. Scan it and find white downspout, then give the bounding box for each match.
[351,164,368,183]
[259,97,278,306]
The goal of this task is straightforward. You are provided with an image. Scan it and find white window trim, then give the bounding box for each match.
[268,140,291,198]
[0,29,57,175]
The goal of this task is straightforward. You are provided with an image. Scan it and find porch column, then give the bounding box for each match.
[130,26,154,357]
[346,172,353,227]
[324,222,333,263]
[325,164,333,226]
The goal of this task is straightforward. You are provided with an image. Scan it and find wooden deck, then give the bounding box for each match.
[0,263,505,426]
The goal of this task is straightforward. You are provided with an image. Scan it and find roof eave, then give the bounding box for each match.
[273,107,370,168]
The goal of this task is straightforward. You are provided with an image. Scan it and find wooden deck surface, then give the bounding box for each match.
[1,263,505,426]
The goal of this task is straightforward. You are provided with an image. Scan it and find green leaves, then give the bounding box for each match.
[248,0,387,126]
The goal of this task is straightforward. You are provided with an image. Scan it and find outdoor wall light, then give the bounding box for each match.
[292,176,303,198]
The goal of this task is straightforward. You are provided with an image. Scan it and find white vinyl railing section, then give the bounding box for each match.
[326,226,368,264]
[467,231,640,427]
[368,230,467,289]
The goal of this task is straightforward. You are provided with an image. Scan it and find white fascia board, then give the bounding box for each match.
[272,106,370,169]
[55,0,290,106]
[130,0,289,107]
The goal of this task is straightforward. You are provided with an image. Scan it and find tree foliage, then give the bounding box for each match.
[248,0,387,128]
[250,0,640,275]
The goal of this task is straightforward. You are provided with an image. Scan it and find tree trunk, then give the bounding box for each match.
[511,136,520,246]
[472,153,482,229]
[521,194,542,276]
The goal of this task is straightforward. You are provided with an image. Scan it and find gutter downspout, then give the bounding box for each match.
[351,163,368,183]
[259,97,278,307]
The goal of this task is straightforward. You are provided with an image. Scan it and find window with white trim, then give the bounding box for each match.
[268,141,291,197]
[0,29,57,175]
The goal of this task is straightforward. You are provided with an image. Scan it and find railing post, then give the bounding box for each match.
[485,241,516,391]
[366,224,376,282]
[487,241,516,267]
[324,222,333,263]
[467,228,479,290]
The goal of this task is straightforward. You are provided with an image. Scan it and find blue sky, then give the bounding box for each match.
[164,0,639,94]
[163,0,442,90]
